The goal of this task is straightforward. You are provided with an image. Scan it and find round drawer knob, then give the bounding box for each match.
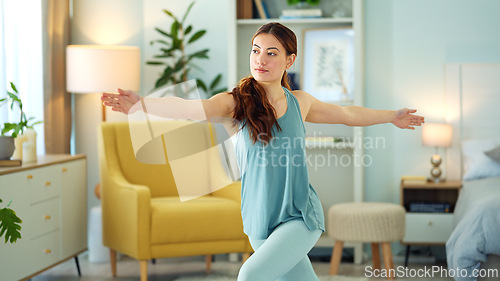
[45,182,51,186]
[45,215,51,220]
[45,249,52,254]
[62,167,68,172]
[428,221,433,226]
[27,175,33,179]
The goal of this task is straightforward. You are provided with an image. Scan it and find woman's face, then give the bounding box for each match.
[250,33,294,83]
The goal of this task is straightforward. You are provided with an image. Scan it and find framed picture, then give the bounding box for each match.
[301,27,355,103]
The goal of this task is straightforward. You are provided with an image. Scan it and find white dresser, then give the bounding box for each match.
[0,154,87,281]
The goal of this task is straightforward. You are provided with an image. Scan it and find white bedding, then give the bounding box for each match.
[446,177,500,281]
[453,177,500,226]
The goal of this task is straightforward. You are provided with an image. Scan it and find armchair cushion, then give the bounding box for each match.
[151,196,245,244]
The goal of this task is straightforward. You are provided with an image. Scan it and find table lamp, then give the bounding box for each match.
[422,123,453,183]
[66,45,140,121]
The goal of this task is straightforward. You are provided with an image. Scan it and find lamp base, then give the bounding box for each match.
[430,154,443,183]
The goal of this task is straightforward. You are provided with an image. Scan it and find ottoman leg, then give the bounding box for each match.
[371,243,381,270]
[381,242,395,280]
[329,241,344,275]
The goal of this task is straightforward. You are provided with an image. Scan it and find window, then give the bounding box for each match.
[0,0,45,154]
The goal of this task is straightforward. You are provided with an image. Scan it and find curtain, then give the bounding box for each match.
[42,0,71,154]
[0,1,45,152]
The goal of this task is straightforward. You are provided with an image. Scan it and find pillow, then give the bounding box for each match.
[462,139,500,181]
[484,144,500,164]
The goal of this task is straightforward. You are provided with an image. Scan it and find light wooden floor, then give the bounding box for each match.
[31,252,453,281]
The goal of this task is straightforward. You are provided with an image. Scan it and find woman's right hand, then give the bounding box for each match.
[101,88,141,114]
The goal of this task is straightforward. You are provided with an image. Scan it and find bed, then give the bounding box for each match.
[444,63,500,281]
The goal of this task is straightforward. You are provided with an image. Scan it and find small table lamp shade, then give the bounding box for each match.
[422,123,453,182]
[66,45,140,93]
[422,123,453,148]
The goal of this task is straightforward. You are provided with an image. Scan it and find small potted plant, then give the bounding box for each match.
[0,82,43,161]
[287,0,320,9]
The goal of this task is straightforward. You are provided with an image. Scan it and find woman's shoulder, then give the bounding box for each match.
[290,90,313,105]
[206,91,237,118]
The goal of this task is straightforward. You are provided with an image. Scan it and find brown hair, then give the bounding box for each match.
[229,22,297,145]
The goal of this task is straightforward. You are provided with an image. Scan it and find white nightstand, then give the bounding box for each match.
[400,177,462,266]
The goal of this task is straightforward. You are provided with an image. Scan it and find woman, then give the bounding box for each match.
[102,22,424,281]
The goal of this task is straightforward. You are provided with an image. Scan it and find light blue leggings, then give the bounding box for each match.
[237,219,322,281]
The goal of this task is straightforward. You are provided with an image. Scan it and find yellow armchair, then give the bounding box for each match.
[98,121,252,281]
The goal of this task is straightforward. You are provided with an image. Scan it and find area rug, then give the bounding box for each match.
[174,275,370,281]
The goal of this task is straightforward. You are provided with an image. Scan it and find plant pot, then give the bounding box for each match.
[0,136,15,160]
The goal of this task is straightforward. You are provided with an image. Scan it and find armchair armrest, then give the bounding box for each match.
[101,168,152,260]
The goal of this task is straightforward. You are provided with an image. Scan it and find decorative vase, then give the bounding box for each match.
[22,128,37,163]
[12,134,27,160]
[0,136,15,160]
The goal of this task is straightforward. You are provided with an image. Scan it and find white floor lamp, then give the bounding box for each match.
[66,45,140,263]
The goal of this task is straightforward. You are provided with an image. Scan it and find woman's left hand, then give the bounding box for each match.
[392,108,425,130]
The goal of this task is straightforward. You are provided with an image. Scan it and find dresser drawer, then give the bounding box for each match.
[29,230,61,271]
[27,198,61,239]
[403,213,453,244]
[25,165,62,203]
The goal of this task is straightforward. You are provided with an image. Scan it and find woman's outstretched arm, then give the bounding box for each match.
[101,89,236,122]
[293,90,424,129]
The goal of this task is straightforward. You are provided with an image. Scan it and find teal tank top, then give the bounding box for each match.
[235,87,325,239]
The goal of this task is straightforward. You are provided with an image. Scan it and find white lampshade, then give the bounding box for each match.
[422,123,453,147]
[66,45,140,93]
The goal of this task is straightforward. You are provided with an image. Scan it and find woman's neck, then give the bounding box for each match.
[258,81,285,103]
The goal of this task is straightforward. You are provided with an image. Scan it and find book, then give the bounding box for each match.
[409,202,450,213]
[0,159,22,167]
[279,15,322,20]
[237,0,253,19]
[281,9,322,18]
[253,0,267,19]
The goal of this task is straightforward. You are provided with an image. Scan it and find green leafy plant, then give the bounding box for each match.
[0,199,22,243]
[0,82,43,137]
[146,1,226,97]
[287,0,320,6]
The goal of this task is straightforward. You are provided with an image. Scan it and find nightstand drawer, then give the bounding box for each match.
[403,213,453,244]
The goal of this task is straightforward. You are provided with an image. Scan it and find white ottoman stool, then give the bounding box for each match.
[328,202,405,280]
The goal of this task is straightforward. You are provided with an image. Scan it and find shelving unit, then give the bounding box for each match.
[226,0,364,263]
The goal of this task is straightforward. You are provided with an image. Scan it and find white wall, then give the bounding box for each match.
[364,0,500,203]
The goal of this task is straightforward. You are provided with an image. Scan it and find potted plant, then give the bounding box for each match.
[0,82,43,161]
[287,0,320,9]
[146,1,226,98]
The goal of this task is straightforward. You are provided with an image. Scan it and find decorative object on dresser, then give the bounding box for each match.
[422,123,453,183]
[0,154,87,281]
[399,177,461,266]
[0,82,43,163]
